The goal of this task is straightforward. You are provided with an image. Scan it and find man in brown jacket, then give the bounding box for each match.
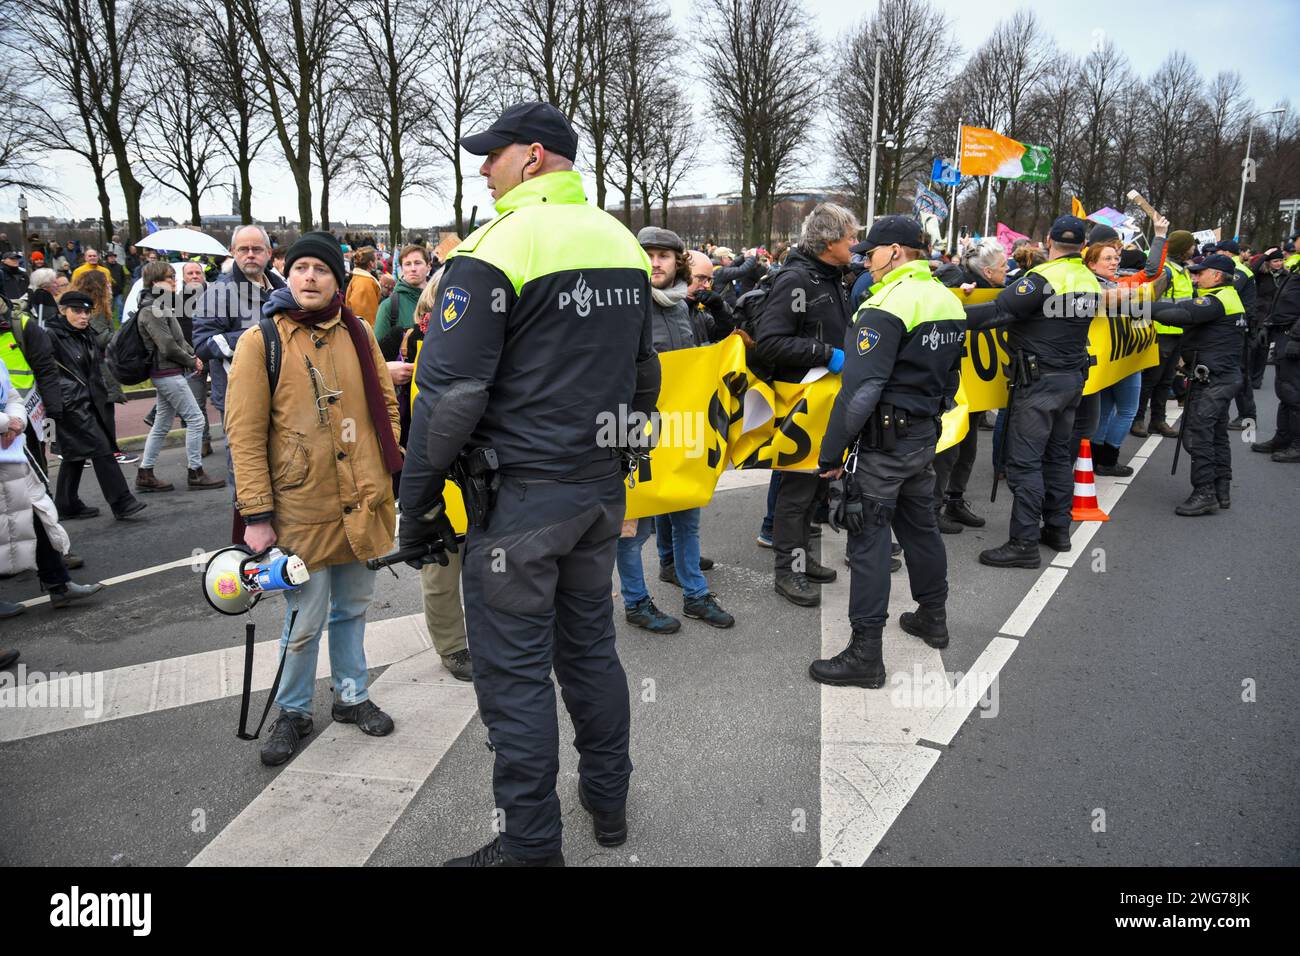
[225,231,404,767]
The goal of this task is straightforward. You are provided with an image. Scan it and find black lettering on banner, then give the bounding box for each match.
[707,371,748,469]
[1108,315,1156,362]
[970,330,1002,382]
[775,398,812,468]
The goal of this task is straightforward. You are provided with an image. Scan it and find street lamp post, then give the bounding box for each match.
[18,193,28,264]
[866,38,882,226]
[1234,108,1286,241]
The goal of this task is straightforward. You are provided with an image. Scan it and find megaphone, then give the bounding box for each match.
[202,545,310,616]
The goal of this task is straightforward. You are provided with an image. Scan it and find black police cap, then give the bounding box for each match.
[850,215,927,255]
[1215,239,1240,255]
[1049,215,1087,244]
[460,101,579,162]
[1188,253,1237,277]
[59,290,95,309]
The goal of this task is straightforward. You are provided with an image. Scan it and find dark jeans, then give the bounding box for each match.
[760,471,782,537]
[54,453,135,516]
[1183,375,1240,488]
[772,471,825,573]
[34,513,70,588]
[1005,371,1083,541]
[1137,334,1182,424]
[933,413,978,506]
[1270,350,1300,450]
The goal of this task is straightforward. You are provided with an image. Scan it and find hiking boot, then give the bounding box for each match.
[936,509,964,535]
[809,627,886,689]
[1129,421,1149,438]
[60,505,100,520]
[134,468,174,492]
[683,592,735,628]
[201,440,214,457]
[1272,445,1300,463]
[188,467,226,490]
[442,648,472,682]
[114,499,147,520]
[1175,485,1219,517]
[1153,421,1179,438]
[899,606,949,649]
[48,581,105,609]
[775,571,820,607]
[444,837,564,867]
[1251,437,1280,454]
[1214,479,1231,509]
[331,698,395,736]
[579,785,628,847]
[260,711,313,767]
[1093,443,1134,477]
[1039,525,1072,553]
[979,538,1041,569]
[804,557,837,584]
[625,597,681,634]
[944,499,986,528]
[63,552,84,570]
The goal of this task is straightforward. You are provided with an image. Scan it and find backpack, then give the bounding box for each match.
[105,310,154,385]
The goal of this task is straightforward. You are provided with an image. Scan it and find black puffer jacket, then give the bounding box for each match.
[44,313,113,460]
[754,248,851,383]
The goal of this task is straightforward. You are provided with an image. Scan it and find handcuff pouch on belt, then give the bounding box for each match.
[861,402,909,451]
[450,446,500,530]
[1006,350,1041,388]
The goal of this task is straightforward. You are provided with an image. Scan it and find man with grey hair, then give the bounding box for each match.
[756,202,858,608]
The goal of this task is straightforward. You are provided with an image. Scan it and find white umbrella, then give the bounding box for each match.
[135,228,229,257]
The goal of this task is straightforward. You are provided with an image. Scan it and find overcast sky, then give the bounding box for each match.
[11,0,1297,232]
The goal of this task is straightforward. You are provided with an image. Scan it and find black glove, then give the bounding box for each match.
[1254,327,1270,349]
[827,478,864,536]
[1284,338,1300,362]
[398,503,458,568]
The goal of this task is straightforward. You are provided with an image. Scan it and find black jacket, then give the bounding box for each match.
[1151,291,1246,377]
[44,313,113,460]
[685,291,735,345]
[1,263,27,301]
[0,304,65,422]
[1267,264,1300,338]
[713,256,765,305]
[755,248,851,382]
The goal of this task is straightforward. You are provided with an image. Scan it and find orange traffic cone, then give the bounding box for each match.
[1071,438,1110,522]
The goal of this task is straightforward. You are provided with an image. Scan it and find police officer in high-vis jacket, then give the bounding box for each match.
[399,103,661,866]
[965,215,1100,570]
[1147,254,1248,513]
[811,217,965,689]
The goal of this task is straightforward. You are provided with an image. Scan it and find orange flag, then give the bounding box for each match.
[1072,196,1086,219]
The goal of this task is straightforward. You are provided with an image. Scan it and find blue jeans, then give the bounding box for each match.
[760,472,782,537]
[654,508,709,599]
[615,519,654,607]
[274,561,377,717]
[1093,372,1142,448]
[143,373,204,470]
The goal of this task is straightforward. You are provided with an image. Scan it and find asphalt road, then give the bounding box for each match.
[1,372,1296,867]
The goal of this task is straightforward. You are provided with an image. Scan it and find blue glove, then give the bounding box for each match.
[827,349,845,374]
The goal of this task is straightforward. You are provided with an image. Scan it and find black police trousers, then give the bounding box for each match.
[848,432,947,631]
[1182,374,1240,488]
[1005,371,1083,542]
[1268,347,1300,451]
[460,472,632,860]
[1137,333,1182,424]
[932,413,978,506]
[1234,333,1258,420]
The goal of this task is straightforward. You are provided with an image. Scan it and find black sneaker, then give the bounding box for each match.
[442,648,473,682]
[809,628,886,688]
[1175,485,1219,516]
[114,499,147,520]
[683,592,735,628]
[332,698,395,736]
[579,785,628,847]
[804,558,837,584]
[1251,438,1280,454]
[979,539,1041,569]
[659,563,681,587]
[936,510,964,535]
[1039,525,1072,553]
[444,837,564,867]
[899,606,949,649]
[260,711,313,767]
[1272,446,1300,463]
[775,572,820,607]
[1214,479,1231,510]
[625,597,681,634]
[60,506,100,520]
[944,499,986,528]
[698,556,715,571]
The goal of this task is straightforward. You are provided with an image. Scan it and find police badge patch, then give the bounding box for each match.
[1015,279,1033,295]
[857,326,881,355]
[441,286,470,331]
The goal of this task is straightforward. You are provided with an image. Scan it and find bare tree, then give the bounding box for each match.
[1137,52,1203,216]
[1074,39,1134,211]
[309,51,357,232]
[424,0,494,236]
[651,95,700,227]
[489,0,590,120]
[604,1,670,224]
[231,0,341,231]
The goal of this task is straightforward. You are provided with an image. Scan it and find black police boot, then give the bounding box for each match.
[1039,524,1072,553]
[1175,485,1220,516]
[804,557,838,583]
[936,507,964,535]
[899,606,949,649]
[809,627,886,689]
[1272,444,1300,463]
[444,837,564,867]
[1251,436,1280,453]
[1214,479,1231,510]
[260,710,313,767]
[775,571,820,607]
[625,597,681,634]
[979,538,1041,569]
[332,698,395,736]
[944,498,986,528]
[683,592,735,629]
[578,784,628,847]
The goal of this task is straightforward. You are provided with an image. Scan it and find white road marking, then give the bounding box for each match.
[921,636,1019,746]
[189,646,476,867]
[0,612,432,742]
[1000,568,1069,638]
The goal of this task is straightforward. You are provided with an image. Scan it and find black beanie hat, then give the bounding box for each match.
[284,231,346,289]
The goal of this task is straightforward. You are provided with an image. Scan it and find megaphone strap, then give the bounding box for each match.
[236,609,297,741]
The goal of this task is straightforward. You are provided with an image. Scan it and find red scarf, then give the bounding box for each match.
[282,292,404,474]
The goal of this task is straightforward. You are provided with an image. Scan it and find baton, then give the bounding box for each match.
[1170,359,1209,476]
